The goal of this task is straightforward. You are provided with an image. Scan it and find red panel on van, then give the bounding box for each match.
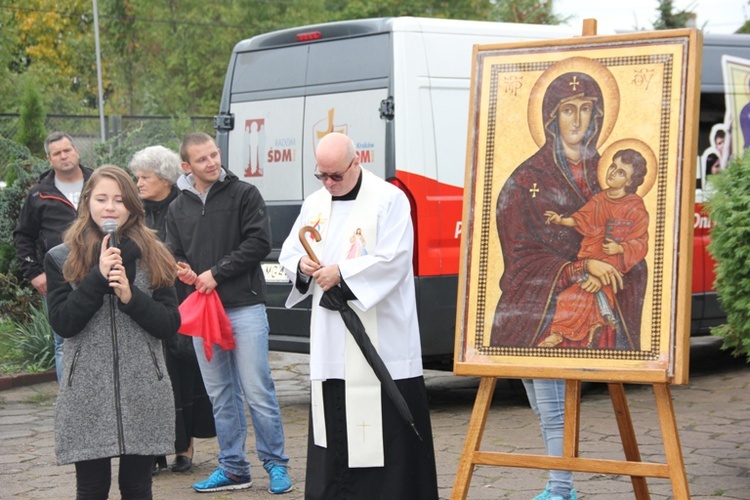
[393,170,464,277]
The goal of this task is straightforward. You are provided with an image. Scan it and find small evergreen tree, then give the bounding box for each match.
[705,153,750,362]
[14,80,47,158]
[653,0,694,30]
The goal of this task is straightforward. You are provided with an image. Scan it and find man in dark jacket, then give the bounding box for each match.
[166,132,292,495]
[13,131,93,382]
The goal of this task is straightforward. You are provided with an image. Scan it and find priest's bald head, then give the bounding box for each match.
[314,132,361,197]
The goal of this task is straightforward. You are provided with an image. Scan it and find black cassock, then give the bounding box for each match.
[304,377,438,500]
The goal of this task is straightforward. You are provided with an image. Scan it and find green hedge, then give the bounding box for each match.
[706,152,750,362]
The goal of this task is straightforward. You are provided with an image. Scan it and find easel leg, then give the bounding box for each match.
[451,377,497,500]
[563,380,581,458]
[653,383,691,499]
[609,383,650,499]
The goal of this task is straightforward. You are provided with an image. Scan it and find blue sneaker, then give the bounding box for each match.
[193,467,252,493]
[533,484,552,500]
[533,485,577,500]
[265,464,293,494]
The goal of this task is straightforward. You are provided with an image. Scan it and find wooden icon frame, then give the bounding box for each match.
[455,29,702,385]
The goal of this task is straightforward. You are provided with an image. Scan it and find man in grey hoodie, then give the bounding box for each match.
[166,132,292,495]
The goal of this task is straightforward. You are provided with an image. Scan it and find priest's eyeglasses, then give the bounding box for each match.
[314,157,355,182]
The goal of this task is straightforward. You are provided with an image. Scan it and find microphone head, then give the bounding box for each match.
[101,219,118,235]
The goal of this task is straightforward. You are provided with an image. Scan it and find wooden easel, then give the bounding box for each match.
[450,378,690,499]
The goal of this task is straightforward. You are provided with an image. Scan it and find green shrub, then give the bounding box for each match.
[0,137,49,323]
[0,133,36,173]
[9,303,54,373]
[705,152,750,362]
[0,319,20,375]
[0,273,39,325]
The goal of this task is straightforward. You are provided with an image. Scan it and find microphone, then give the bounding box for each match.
[102,219,118,249]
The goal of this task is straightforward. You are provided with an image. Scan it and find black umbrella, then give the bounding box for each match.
[299,226,422,441]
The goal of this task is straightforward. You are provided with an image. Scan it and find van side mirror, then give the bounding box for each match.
[379,97,394,121]
[214,113,235,132]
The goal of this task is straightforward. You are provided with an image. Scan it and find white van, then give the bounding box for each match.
[214,17,579,366]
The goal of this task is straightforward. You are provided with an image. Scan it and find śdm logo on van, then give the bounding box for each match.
[313,108,348,153]
[243,119,265,178]
[311,109,375,164]
[243,118,298,179]
[267,138,297,163]
[356,141,375,164]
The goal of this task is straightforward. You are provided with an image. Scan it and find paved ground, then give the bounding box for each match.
[0,336,748,499]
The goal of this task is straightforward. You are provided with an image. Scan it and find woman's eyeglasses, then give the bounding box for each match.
[314,157,355,182]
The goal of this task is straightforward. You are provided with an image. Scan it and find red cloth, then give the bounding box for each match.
[178,290,234,361]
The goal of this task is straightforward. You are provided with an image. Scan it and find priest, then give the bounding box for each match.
[279,132,438,499]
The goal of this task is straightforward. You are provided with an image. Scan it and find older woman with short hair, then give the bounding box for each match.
[128,145,216,475]
[128,146,182,241]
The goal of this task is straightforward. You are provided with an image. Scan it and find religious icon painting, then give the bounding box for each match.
[455,29,702,385]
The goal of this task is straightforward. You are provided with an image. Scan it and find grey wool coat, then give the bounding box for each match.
[44,241,180,465]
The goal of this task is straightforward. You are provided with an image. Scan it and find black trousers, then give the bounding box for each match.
[164,346,216,453]
[74,455,153,500]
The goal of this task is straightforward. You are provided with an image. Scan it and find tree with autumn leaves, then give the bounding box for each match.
[1,1,720,120]
[1,0,96,114]
[0,0,570,118]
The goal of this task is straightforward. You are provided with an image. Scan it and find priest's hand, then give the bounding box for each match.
[313,264,341,292]
[299,255,321,277]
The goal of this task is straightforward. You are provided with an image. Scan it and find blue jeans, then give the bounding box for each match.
[193,304,288,477]
[523,379,573,498]
[42,296,64,383]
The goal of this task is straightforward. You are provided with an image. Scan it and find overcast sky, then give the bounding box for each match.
[555,0,748,34]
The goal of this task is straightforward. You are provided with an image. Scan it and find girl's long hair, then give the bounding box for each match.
[62,165,176,288]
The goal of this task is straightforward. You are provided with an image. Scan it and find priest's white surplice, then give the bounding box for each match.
[279,170,424,467]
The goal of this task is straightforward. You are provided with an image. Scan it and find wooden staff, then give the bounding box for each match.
[299,226,321,265]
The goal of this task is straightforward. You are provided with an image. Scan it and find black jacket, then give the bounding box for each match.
[166,169,271,308]
[143,185,180,242]
[13,165,94,281]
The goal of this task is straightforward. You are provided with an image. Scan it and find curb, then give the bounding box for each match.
[0,370,56,391]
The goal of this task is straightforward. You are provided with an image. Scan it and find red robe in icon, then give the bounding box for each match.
[545,191,648,349]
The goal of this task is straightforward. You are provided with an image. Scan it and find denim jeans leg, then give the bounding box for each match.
[42,296,64,383]
[193,335,251,477]
[225,304,289,468]
[523,378,573,497]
